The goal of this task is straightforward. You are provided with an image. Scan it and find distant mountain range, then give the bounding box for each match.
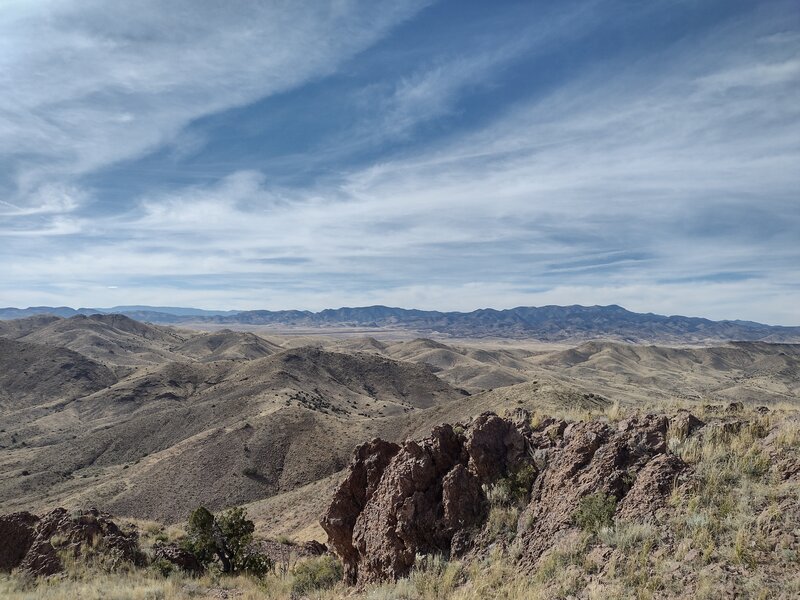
[1,304,798,343]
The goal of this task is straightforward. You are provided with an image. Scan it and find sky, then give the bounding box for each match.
[1,0,799,324]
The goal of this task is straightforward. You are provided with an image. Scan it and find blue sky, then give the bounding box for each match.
[1,0,799,323]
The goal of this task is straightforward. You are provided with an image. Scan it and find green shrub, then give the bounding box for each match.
[573,492,617,533]
[485,505,520,542]
[183,506,272,576]
[291,555,343,595]
[487,463,537,508]
[152,558,174,578]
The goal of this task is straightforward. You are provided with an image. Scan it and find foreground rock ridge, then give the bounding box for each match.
[322,410,691,584]
[0,507,143,576]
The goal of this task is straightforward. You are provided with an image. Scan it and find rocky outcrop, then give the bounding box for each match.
[0,511,39,572]
[516,415,679,564]
[617,453,685,520]
[322,411,691,584]
[321,438,400,583]
[322,413,535,583]
[670,410,705,438]
[0,507,144,576]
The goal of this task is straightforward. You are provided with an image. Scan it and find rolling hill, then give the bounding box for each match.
[1,315,798,534]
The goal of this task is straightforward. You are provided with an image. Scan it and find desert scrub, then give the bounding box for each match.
[485,463,536,507]
[484,504,519,542]
[409,555,466,600]
[532,530,590,594]
[291,555,343,595]
[483,464,536,543]
[184,506,272,577]
[573,491,617,534]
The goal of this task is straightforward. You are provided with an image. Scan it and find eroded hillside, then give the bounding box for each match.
[1,314,798,537]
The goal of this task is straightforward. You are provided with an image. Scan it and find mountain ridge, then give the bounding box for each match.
[1,304,798,342]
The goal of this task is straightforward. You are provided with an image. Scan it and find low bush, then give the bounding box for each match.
[291,555,343,595]
[573,492,617,534]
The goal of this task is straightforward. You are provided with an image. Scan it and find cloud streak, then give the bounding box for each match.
[0,0,429,203]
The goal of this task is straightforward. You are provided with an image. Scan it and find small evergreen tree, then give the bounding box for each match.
[184,506,271,576]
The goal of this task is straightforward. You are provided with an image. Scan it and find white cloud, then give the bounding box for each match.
[0,0,430,202]
[0,183,85,216]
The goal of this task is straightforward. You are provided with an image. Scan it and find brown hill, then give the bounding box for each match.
[1,314,799,540]
[0,345,466,522]
[376,338,532,392]
[0,338,116,410]
[173,330,283,362]
[536,340,800,404]
[5,314,187,367]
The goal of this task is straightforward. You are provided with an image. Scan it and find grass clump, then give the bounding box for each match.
[597,521,659,552]
[291,555,343,595]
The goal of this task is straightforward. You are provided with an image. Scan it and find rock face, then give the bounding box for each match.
[0,507,143,576]
[0,511,39,572]
[322,411,690,584]
[152,542,203,573]
[321,438,401,583]
[322,413,533,583]
[517,415,681,564]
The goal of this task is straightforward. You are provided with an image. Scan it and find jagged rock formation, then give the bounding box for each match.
[0,507,143,576]
[322,412,535,583]
[516,414,682,564]
[322,411,691,584]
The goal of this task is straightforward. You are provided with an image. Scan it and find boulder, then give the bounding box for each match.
[669,411,705,439]
[301,540,328,556]
[0,511,39,572]
[152,543,203,574]
[726,402,744,414]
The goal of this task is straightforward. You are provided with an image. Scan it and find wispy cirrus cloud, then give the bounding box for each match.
[0,0,430,209]
[0,0,798,324]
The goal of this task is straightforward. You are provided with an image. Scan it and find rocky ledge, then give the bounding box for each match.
[321,409,696,584]
[0,507,144,576]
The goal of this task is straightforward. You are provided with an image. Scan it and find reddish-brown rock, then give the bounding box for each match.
[0,507,145,576]
[320,438,400,583]
[518,414,678,565]
[670,411,705,438]
[0,511,39,572]
[322,411,695,584]
[322,414,535,584]
[617,453,686,519]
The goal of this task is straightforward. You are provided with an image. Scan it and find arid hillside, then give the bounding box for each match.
[1,314,798,534]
